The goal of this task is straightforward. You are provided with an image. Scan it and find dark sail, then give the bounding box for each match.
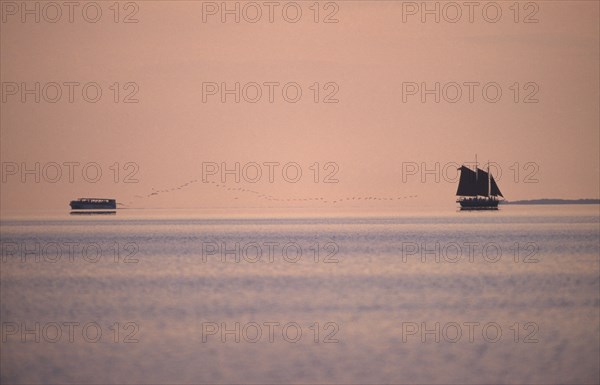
[490,175,503,197]
[456,166,477,196]
[457,160,505,210]
[476,168,489,196]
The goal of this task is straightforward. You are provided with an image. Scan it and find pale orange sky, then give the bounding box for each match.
[1,1,598,212]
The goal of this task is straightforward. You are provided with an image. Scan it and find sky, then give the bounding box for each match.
[1,0,598,212]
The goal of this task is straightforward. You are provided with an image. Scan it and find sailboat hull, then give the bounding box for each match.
[458,197,499,210]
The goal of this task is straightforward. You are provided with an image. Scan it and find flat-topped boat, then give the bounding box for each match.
[70,198,116,210]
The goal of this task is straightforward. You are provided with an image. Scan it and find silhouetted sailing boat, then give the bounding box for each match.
[456,161,503,210]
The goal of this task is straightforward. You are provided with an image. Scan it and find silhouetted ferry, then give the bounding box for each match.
[456,161,504,210]
[70,198,116,210]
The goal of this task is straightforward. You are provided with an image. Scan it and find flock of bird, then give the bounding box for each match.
[120,178,417,207]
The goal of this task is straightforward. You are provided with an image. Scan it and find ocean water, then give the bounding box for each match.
[1,205,599,384]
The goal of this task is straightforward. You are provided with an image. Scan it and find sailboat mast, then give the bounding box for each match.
[475,154,478,197]
[487,160,490,198]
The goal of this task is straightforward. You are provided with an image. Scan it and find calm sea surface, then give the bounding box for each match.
[1,205,599,384]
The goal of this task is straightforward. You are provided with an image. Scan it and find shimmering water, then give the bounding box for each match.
[1,205,599,384]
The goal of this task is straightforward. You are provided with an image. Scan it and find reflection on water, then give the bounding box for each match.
[1,205,599,384]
